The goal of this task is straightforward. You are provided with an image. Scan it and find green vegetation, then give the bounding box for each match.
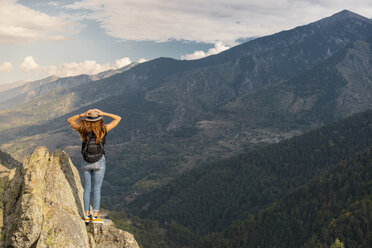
[129,109,372,233]
[122,109,372,247]
[201,148,371,247]
[109,211,171,248]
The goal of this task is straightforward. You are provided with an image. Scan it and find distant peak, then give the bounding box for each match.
[334,9,366,18]
[337,9,356,15]
[320,9,372,24]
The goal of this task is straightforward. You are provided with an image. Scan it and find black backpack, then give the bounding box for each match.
[81,132,106,163]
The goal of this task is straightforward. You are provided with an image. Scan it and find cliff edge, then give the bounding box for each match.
[0,146,139,248]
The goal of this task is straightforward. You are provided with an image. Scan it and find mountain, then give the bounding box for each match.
[0,149,21,170]
[0,146,140,248]
[90,62,139,80]
[0,62,138,111]
[0,76,59,110]
[0,63,138,131]
[116,108,372,248]
[222,37,372,127]
[195,10,372,91]
[1,10,372,211]
[0,80,25,93]
[0,63,138,114]
[128,108,372,235]
[201,147,372,248]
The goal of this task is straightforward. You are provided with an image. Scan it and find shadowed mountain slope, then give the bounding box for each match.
[201,147,372,248]
[128,108,372,235]
[0,150,21,170]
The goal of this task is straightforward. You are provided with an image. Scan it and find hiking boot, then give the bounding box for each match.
[84,215,92,223]
[92,215,104,224]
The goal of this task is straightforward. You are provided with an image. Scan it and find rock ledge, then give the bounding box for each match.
[1,146,139,248]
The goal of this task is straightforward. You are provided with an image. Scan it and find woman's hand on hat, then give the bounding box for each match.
[93,109,104,116]
[80,112,88,117]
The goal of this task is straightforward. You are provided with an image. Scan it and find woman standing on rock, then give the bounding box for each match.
[67,109,121,223]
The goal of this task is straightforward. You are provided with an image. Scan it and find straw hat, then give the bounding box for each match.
[84,109,103,122]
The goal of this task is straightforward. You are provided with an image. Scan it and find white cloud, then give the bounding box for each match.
[47,2,59,7]
[0,0,80,44]
[19,56,144,78]
[0,62,13,72]
[66,0,372,43]
[181,42,231,60]
[19,56,42,73]
[138,58,147,63]
[47,60,113,77]
[114,57,131,68]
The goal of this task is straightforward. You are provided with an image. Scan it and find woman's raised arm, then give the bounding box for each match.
[67,112,87,131]
[95,109,121,132]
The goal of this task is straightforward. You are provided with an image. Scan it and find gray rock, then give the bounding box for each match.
[88,222,139,248]
[1,146,139,248]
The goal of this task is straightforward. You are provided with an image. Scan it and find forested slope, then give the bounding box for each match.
[128,109,372,241]
[201,147,372,248]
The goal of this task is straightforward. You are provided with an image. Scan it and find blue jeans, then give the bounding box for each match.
[82,155,106,212]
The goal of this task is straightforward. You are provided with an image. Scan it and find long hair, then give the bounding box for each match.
[78,119,106,144]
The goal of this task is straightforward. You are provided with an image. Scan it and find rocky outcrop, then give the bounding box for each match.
[87,223,139,248]
[1,146,139,248]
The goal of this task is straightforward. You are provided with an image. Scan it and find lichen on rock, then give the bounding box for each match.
[0,146,139,248]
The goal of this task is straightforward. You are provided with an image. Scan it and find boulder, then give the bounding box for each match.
[1,146,139,248]
[88,222,139,248]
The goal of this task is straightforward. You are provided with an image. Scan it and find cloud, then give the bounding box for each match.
[19,56,42,73]
[0,0,80,44]
[47,60,113,77]
[0,62,13,72]
[47,2,59,7]
[181,42,231,60]
[114,57,131,68]
[19,56,144,77]
[66,0,372,43]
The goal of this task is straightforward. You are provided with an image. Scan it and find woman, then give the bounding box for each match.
[67,109,121,223]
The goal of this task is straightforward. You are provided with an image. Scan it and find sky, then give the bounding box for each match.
[0,0,372,84]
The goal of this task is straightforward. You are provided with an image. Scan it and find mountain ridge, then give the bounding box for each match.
[0,62,138,112]
[1,9,372,214]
